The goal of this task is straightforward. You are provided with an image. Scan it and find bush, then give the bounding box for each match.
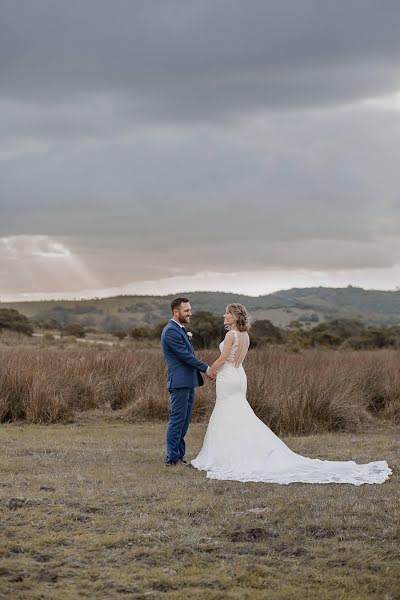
[128,326,153,339]
[310,319,365,344]
[0,309,33,336]
[42,332,56,344]
[62,323,86,338]
[189,312,225,349]
[250,319,286,347]
[113,331,127,340]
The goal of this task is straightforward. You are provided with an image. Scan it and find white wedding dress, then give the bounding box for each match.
[191,331,392,485]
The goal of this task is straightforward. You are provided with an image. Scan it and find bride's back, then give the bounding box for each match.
[226,330,250,367]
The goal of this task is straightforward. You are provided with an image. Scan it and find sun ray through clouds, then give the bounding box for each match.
[0,235,101,300]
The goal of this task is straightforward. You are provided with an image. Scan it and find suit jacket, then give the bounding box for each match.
[161,320,208,390]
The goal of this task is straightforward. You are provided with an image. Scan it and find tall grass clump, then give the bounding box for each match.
[243,349,368,435]
[0,351,72,423]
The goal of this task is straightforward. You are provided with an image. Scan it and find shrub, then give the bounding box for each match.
[0,309,33,336]
[62,323,86,338]
[250,319,286,346]
[128,326,153,339]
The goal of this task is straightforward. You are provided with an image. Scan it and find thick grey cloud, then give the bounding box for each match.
[1,0,400,112]
[1,0,400,296]
[1,107,399,241]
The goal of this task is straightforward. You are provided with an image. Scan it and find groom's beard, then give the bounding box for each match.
[177,314,190,325]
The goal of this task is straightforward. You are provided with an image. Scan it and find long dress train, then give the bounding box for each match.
[191,332,392,485]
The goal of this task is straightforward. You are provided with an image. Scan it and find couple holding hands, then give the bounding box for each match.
[161,297,391,485]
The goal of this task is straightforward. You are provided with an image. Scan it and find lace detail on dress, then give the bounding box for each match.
[227,330,239,364]
[224,330,250,368]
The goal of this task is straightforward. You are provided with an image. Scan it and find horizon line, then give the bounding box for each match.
[1,283,399,304]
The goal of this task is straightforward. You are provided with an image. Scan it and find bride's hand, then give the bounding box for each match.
[207,368,217,380]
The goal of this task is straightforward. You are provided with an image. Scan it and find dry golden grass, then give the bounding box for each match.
[0,418,398,599]
[1,347,399,435]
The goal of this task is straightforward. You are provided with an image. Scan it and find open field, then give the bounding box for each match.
[0,419,399,599]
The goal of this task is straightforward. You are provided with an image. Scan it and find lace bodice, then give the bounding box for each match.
[219,330,250,367]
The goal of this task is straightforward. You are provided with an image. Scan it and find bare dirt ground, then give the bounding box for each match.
[1,418,399,599]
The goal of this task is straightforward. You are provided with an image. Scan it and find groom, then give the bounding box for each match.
[161,297,214,466]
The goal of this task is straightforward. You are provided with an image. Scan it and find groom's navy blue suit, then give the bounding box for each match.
[161,320,209,464]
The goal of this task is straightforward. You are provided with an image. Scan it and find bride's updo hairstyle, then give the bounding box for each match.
[226,303,251,332]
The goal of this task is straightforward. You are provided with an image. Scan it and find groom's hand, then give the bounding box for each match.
[206,368,216,381]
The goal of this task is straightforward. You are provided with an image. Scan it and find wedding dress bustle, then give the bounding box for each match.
[191,331,392,485]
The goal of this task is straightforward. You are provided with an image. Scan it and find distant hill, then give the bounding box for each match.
[1,286,399,331]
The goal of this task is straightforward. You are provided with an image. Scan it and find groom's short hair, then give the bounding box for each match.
[171,297,189,313]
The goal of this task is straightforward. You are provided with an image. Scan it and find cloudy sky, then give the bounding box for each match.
[1,0,400,301]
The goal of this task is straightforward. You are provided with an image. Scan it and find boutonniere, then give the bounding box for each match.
[187,331,193,340]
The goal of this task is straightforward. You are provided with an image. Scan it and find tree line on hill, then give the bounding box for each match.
[1,307,400,351]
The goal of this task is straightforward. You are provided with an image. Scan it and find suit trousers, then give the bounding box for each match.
[166,387,195,464]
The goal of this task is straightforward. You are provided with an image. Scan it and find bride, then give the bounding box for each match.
[191,303,392,485]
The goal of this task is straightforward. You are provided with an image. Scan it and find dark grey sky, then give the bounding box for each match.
[1,0,400,299]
